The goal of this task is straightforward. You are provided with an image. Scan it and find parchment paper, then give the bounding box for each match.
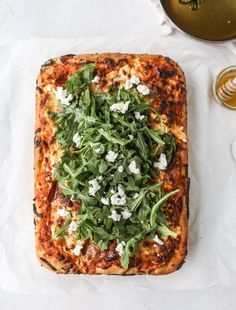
[0,37,236,294]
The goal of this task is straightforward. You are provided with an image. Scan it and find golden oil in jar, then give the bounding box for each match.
[214,66,236,109]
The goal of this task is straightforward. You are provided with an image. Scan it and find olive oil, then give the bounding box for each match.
[161,0,236,41]
[215,67,236,109]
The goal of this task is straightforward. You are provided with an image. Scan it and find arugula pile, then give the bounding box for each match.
[52,63,179,269]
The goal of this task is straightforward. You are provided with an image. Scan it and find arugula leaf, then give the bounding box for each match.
[121,233,143,269]
[66,63,95,94]
[131,182,163,211]
[150,189,180,227]
[144,127,165,146]
[54,213,72,238]
[157,223,177,238]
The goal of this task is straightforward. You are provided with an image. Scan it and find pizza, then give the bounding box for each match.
[34,53,189,275]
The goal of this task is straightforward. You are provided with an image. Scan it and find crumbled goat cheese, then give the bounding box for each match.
[68,221,78,235]
[108,210,121,222]
[118,165,124,173]
[105,150,118,163]
[73,133,81,148]
[128,160,140,174]
[88,178,101,196]
[125,79,133,90]
[130,75,140,85]
[128,134,134,140]
[125,75,140,90]
[134,111,145,121]
[137,84,150,96]
[154,153,168,170]
[91,75,100,84]
[110,101,130,114]
[153,234,164,245]
[133,193,139,199]
[101,197,110,205]
[115,241,126,256]
[118,184,125,196]
[57,209,69,217]
[72,241,83,256]
[121,210,132,219]
[110,184,126,206]
[54,86,73,105]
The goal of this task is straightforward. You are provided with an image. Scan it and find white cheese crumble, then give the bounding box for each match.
[118,165,124,173]
[134,111,145,121]
[130,75,140,85]
[128,134,134,140]
[88,178,101,196]
[91,75,100,84]
[110,101,130,114]
[108,210,121,222]
[54,87,73,106]
[57,209,69,217]
[68,221,78,235]
[125,75,140,90]
[72,241,83,256]
[115,241,126,256]
[72,133,81,148]
[133,193,139,199]
[101,197,110,205]
[121,210,132,219]
[110,184,126,206]
[105,150,118,163]
[137,84,150,96]
[118,184,125,196]
[125,79,133,90]
[154,153,168,170]
[153,234,164,245]
[128,160,140,174]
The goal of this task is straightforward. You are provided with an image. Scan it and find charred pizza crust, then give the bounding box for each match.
[34,53,189,275]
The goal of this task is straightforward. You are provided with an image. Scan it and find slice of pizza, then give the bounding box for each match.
[34,53,189,274]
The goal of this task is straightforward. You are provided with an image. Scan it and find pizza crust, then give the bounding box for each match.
[34,53,189,275]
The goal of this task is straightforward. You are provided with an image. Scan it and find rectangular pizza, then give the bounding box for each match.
[34,53,189,275]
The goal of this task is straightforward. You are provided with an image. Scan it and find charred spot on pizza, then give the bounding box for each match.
[104,57,116,68]
[36,86,43,94]
[39,257,57,271]
[47,181,58,203]
[176,260,185,270]
[42,58,56,69]
[158,68,176,78]
[60,54,76,64]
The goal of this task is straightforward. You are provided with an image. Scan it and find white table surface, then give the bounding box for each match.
[0,0,235,309]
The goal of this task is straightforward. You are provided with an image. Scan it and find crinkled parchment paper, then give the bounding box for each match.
[0,37,236,293]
